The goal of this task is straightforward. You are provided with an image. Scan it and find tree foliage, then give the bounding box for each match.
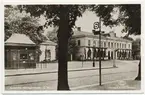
[5,5,47,44]
[18,5,89,37]
[132,38,141,59]
[91,4,141,35]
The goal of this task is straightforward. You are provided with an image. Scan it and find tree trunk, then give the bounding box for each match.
[57,6,70,90]
[135,60,141,80]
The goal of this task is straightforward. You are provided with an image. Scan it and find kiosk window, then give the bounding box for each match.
[29,53,34,60]
[20,54,28,59]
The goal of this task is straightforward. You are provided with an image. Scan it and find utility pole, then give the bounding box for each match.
[98,17,102,86]
[93,48,95,67]
[92,17,102,86]
[93,37,95,67]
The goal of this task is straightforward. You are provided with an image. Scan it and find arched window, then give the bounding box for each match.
[93,48,97,58]
[45,49,51,61]
[87,48,91,59]
[108,42,110,48]
[108,51,110,59]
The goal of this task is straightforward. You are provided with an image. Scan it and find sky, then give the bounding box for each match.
[75,10,126,37]
[39,10,140,39]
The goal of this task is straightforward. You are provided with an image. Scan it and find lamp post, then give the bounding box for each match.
[92,17,102,86]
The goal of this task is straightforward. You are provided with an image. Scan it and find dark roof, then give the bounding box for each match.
[5,33,35,46]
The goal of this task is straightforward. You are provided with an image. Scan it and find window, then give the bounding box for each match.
[101,42,103,47]
[104,42,106,47]
[29,53,34,60]
[128,44,130,49]
[88,40,91,46]
[125,44,126,48]
[78,40,80,46]
[117,43,119,48]
[108,42,110,48]
[45,49,51,60]
[114,43,116,48]
[20,54,28,59]
[111,42,113,48]
[12,52,17,60]
[120,43,121,48]
[93,41,96,46]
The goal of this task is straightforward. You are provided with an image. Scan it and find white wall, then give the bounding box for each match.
[74,36,133,60]
[39,45,56,62]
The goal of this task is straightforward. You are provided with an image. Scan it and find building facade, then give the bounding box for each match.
[39,40,57,62]
[72,29,132,61]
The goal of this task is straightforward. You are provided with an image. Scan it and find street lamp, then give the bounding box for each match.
[92,17,103,86]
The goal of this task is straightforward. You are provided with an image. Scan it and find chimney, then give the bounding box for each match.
[77,27,81,31]
[109,31,116,37]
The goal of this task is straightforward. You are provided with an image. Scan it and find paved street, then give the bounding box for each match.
[5,60,140,90]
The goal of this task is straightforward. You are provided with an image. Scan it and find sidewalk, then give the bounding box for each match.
[5,60,139,77]
[72,79,141,90]
[5,66,114,77]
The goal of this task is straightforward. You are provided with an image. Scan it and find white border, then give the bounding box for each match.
[1,0,145,94]
[0,1,4,95]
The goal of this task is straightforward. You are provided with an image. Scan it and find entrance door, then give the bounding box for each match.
[108,51,110,60]
[10,50,18,69]
[5,49,11,69]
[111,51,113,59]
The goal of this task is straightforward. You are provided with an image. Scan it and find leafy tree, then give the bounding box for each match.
[47,27,79,61]
[132,38,141,60]
[5,5,47,44]
[46,27,58,43]
[91,4,141,80]
[68,38,79,61]
[91,4,141,35]
[18,5,89,90]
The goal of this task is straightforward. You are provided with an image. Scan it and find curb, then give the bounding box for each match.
[5,66,115,77]
[71,78,139,90]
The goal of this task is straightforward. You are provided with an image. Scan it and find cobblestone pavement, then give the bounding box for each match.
[5,60,140,91]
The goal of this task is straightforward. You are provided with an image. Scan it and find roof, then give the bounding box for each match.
[73,30,132,42]
[40,39,57,46]
[73,30,106,39]
[5,33,35,46]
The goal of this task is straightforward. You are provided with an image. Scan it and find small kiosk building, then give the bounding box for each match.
[5,34,37,69]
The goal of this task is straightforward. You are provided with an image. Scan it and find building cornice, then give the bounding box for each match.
[72,35,132,43]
